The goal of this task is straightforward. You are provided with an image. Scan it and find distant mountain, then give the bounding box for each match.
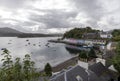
[0,27,23,36]
[0,27,63,37]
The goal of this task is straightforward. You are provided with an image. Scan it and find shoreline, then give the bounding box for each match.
[40,55,78,73]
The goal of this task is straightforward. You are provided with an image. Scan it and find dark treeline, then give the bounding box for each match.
[112,29,120,41]
[17,33,62,38]
[63,27,100,39]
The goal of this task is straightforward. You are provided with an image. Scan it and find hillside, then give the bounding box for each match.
[0,27,62,37]
[0,27,23,36]
[63,27,100,39]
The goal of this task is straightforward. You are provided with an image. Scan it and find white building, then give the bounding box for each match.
[100,32,112,38]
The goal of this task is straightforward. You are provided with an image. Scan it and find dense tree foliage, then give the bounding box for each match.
[79,51,88,62]
[63,27,99,39]
[79,51,87,59]
[112,29,120,37]
[0,49,41,81]
[88,48,97,59]
[79,49,97,62]
[112,42,120,74]
[112,29,120,41]
[44,63,52,76]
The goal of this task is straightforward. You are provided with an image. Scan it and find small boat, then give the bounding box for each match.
[8,43,12,44]
[1,48,6,50]
[47,46,50,47]
[53,50,56,51]
[33,44,36,46]
[26,39,29,41]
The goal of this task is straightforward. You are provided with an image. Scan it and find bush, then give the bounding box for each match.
[88,48,97,59]
[44,63,52,77]
[0,49,41,81]
[79,51,87,59]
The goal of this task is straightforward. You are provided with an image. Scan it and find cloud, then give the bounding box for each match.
[0,0,120,33]
[29,9,78,28]
[0,0,30,9]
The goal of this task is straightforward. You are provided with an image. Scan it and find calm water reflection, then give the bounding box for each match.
[0,37,75,69]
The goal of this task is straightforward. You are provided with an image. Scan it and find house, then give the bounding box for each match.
[84,40,93,46]
[63,38,85,45]
[50,65,101,81]
[88,62,117,81]
[99,31,112,39]
[82,33,100,39]
[92,39,106,45]
[110,42,117,50]
[50,62,117,81]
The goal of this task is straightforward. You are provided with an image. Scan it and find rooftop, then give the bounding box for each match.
[50,62,117,81]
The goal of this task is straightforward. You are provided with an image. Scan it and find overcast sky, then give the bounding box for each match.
[0,0,120,33]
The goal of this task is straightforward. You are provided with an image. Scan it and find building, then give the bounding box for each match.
[50,62,117,81]
[110,42,117,50]
[92,39,106,45]
[100,31,112,39]
[89,62,117,81]
[50,65,101,81]
[82,33,100,39]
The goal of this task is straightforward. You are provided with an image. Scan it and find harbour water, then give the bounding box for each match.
[0,37,76,69]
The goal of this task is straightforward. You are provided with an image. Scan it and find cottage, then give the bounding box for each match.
[50,62,117,81]
[88,62,117,81]
[100,31,112,39]
[110,42,117,50]
[82,33,100,39]
[50,65,101,81]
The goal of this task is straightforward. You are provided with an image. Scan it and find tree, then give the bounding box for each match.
[13,58,22,81]
[112,41,120,80]
[88,48,97,59]
[63,27,99,39]
[116,42,120,54]
[44,63,52,76]
[112,29,120,41]
[1,48,13,81]
[23,54,36,81]
[112,55,120,73]
[79,51,87,61]
[112,42,120,80]
[0,49,41,81]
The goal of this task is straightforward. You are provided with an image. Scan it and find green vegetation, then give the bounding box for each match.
[112,42,120,73]
[44,63,52,77]
[79,51,87,59]
[79,51,88,62]
[63,27,99,39]
[88,48,97,59]
[79,49,97,62]
[0,49,41,81]
[112,29,120,41]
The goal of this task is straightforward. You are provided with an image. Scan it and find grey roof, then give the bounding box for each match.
[50,62,117,81]
[51,73,65,81]
[50,65,101,81]
[89,62,108,76]
[66,65,88,81]
[88,62,115,81]
[100,32,108,34]
[38,77,49,81]
[111,42,117,47]
[82,33,100,39]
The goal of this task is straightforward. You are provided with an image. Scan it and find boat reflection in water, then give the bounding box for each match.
[65,44,91,54]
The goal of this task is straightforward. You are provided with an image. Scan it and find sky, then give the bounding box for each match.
[0,0,120,33]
